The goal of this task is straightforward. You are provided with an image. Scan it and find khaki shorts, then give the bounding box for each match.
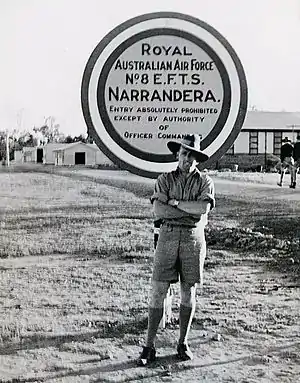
[281,156,294,170]
[152,224,206,285]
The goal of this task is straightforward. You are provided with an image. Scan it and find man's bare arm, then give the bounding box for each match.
[168,199,211,218]
[153,200,190,220]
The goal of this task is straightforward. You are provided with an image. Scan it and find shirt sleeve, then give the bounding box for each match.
[197,174,215,209]
[150,174,169,204]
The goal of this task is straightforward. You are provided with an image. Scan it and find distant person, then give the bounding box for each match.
[292,133,300,188]
[277,137,295,187]
[137,134,215,366]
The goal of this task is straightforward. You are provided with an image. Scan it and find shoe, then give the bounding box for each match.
[177,343,193,361]
[289,182,296,189]
[137,346,156,366]
[277,182,282,187]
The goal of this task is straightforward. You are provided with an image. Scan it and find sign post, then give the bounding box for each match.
[82,12,248,178]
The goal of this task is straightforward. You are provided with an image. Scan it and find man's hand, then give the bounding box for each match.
[168,199,179,207]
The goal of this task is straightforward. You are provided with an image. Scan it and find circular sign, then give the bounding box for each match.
[81,12,248,178]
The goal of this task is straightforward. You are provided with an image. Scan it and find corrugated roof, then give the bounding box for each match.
[242,111,300,130]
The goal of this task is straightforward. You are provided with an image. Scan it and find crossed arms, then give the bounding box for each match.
[153,199,211,220]
[152,172,214,221]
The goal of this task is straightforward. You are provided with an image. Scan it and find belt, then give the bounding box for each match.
[164,222,196,229]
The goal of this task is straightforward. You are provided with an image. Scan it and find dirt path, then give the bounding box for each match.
[1,249,299,382]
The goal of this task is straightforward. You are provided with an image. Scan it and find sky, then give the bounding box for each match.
[1,0,300,136]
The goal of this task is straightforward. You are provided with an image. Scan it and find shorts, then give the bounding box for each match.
[152,223,206,285]
[281,157,294,170]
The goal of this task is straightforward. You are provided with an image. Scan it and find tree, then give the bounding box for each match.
[0,130,25,161]
[33,116,65,143]
[62,134,88,143]
[0,132,6,161]
[64,135,74,143]
[74,134,87,143]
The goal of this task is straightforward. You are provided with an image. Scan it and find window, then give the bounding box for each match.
[273,131,282,155]
[226,144,234,155]
[249,131,258,154]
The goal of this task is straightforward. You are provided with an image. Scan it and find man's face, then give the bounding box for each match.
[177,146,199,172]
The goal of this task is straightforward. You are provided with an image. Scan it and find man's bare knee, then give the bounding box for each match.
[180,282,197,307]
[149,281,170,308]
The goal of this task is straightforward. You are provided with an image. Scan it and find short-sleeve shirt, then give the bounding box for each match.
[281,143,294,162]
[293,142,300,161]
[151,167,215,228]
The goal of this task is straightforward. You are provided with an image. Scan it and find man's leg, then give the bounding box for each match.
[176,282,197,360]
[295,163,299,186]
[137,280,170,366]
[145,280,170,347]
[179,282,196,344]
[289,161,296,188]
[278,166,285,186]
[289,162,295,186]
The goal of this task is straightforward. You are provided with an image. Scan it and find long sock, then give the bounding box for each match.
[178,304,195,345]
[280,173,284,184]
[146,307,164,347]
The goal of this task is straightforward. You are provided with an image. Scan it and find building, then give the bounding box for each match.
[52,142,107,166]
[14,143,66,164]
[13,141,114,167]
[228,110,300,155]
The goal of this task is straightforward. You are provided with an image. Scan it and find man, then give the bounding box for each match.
[137,134,215,366]
[292,133,300,188]
[277,137,295,187]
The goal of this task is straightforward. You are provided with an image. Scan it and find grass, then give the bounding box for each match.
[1,168,298,256]
[0,172,155,346]
[0,173,153,258]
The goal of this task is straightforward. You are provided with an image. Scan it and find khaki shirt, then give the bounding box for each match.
[151,167,215,228]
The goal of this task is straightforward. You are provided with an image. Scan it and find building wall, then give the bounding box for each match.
[14,150,23,163]
[63,151,74,165]
[95,149,114,166]
[234,132,249,153]
[86,143,115,166]
[85,149,97,166]
[62,143,97,165]
[23,147,37,162]
[43,143,66,164]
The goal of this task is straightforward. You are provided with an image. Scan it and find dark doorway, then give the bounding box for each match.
[37,148,43,163]
[75,152,86,165]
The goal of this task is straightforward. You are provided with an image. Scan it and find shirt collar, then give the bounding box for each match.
[176,167,199,177]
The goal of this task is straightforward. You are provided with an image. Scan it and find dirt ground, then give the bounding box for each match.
[1,250,299,382]
[0,169,299,382]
